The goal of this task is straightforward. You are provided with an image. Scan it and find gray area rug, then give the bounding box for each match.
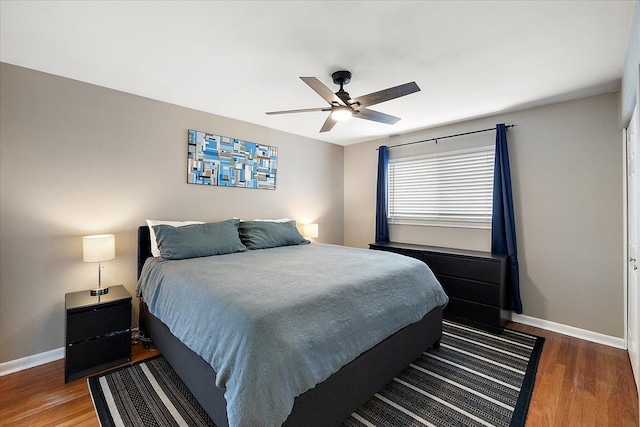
[88,320,543,427]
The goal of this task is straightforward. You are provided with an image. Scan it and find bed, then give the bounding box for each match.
[136,223,448,427]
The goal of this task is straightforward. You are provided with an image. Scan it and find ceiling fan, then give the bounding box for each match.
[266,70,420,133]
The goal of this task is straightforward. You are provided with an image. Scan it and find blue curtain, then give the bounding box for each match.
[375,145,390,242]
[491,124,523,313]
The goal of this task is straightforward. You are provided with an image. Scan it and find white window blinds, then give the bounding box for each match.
[388,146,495,228]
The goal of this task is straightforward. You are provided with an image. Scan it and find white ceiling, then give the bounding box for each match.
[1,1,636,146]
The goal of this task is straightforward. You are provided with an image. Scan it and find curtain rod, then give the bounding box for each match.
[383,124,516,150]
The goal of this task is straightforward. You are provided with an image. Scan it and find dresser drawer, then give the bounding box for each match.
[422,253,503,284]
[67,301,131,343]
[438,276,501,307]
[65,332,131,382]
[444,297,503,328]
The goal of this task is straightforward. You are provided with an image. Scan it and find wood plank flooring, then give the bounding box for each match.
[0,324,637,426]
[508,323,639,427]
[0,342,160,427]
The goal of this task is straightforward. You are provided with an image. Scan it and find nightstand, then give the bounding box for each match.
[65,285,132,382]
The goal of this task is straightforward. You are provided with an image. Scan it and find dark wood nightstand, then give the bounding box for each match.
[65,285,132,382]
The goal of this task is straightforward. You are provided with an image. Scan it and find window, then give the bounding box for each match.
[388,146,495,228]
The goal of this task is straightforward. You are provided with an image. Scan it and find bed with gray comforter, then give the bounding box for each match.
[137,242,448,427]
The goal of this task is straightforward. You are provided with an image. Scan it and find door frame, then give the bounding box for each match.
[624,103,640,394]
[624,125,628,352]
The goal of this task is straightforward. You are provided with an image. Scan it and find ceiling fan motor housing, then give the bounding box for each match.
[332,71,353,105]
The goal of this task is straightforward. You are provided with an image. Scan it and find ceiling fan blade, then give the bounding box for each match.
[352,82,420,108]
[266,107,329,115]
[300,77,347,106]
[353,108,401,125]
[319,114,338,133]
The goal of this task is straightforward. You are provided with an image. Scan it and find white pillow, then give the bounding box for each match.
[146,219,204,257]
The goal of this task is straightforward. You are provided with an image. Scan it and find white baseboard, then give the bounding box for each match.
[512,313,626,350]
[0,315,627,375]
[0,347,64,376]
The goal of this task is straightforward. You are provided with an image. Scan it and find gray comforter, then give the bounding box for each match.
[137,243,448,427]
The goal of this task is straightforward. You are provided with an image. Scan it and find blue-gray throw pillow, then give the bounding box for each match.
[239,220,309,250]
[153,219,246,260]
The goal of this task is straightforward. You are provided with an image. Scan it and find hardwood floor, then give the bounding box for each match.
[0,342,160,427]
[0,325,637,426]
[508,323,639,427]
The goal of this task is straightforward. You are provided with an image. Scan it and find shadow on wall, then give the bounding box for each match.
[516,257,547,321]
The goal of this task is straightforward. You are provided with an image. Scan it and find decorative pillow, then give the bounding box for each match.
[153,219,246,260]
[239,220,309,250]
[146,219,204,257]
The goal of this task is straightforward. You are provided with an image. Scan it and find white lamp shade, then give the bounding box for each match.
[83,234,116,262]
[302,224,319,239]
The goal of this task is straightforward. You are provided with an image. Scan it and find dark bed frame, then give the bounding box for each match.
[137,226,443,427]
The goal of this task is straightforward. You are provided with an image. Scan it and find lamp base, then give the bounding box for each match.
[90,287,109,296]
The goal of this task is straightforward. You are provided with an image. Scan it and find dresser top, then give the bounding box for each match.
[369,241,506,261]
[65,285,131,310]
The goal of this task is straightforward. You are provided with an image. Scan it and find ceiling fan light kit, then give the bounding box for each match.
[266,70,420,133]
[331,106,353,121]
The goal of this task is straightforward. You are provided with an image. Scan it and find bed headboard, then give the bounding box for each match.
[137,226,152,279]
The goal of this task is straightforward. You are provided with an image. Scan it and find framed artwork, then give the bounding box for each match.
[187,129,277,190]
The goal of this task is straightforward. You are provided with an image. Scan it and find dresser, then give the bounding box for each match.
[370,242,510,332]
[65,285,132,382]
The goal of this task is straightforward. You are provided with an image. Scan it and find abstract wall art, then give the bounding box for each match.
[187,129,278,190]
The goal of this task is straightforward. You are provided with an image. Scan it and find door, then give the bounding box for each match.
[627,105,639,391]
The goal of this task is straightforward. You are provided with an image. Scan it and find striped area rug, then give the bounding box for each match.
[343,320,544,427]
[88,321,543,427]
[88,356,215,427]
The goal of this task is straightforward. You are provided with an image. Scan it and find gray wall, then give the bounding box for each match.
[621,3,639,126]
[345,92,624,338]
[0,63,344,363]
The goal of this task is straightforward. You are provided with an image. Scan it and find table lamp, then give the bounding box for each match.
[302,223,319,239]
[83,234,115,296]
